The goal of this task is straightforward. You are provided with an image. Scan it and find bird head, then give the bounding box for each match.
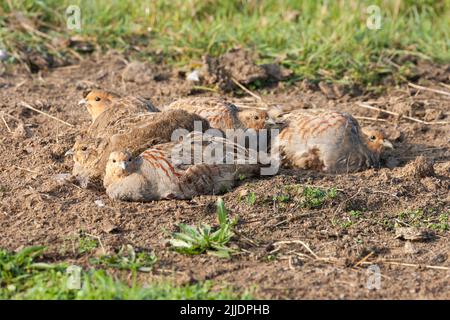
[362,128,394,155]
[106,151,135,178]
[79,90,118,121]
[238,109,274,130]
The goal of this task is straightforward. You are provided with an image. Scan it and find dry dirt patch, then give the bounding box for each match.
[0,55,448,299]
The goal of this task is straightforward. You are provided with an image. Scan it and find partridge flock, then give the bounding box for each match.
[69,89,393,201]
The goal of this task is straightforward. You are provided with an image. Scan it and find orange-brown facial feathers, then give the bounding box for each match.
[362,128,394,155]
[106,150,135,179]
[79,90,119,121]
[237,109,272,130]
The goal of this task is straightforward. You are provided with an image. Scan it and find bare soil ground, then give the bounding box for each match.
[0,52,449,299]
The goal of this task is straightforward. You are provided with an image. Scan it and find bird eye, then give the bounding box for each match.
[128,158,132,162]
[370,135,376,141]
[95,97,101,101]
[81,146,87,151]
[254,116,259,120]
[112,159,116,163]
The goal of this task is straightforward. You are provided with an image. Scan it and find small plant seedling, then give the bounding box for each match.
[349,210,363,219]
[428,212,449,232]
[331,217,353,229]
[302,186,337,209]
[273,194,290,203]
[90,245,157,272]
[168,198,238,258]
[77,234,98,254]
[246,192,257,206]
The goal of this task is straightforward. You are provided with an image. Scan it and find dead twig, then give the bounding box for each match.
[371,189,400,199]
[408,82,450,97]
[439,82,450,91]
[19,101,74,127]
[354,116,390,123]
[231,77,264,103]
[354,251,374,267]
[84,233,106,255]
[360,260,449,271]
[14,165,40,175]
[232,102,269,111]
[356,102,450,125]
[1,113,11,132]
[273,240,320,260]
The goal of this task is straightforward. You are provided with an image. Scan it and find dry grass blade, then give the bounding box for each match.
[273,240,320,260]
[354,251,374,267]
[84,233,106,255]
[408,82,450,97]
[231,77,263,102]
[356,102,450,125]
[1,113,12,132]
[360,260,449,271]
[18,101,74,127]
[232,102,268,111]
[14,165,40,174]
[354,116,390,123]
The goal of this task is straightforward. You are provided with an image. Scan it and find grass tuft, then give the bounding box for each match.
[90,245,157,273]
[0,246,250,299]
[0,1,448,85]
[168,198,238,258]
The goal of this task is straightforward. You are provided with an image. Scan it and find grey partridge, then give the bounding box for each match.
[103,133,259,201]
[79,90,159,122]
[272,110,393,173]
[70,110,210,186]
[165,97,274,131]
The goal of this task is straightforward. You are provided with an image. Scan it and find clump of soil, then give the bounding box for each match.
[402,156,435,179]
[201,48,292,92]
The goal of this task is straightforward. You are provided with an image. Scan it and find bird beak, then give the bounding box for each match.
[265,118,276,126]
[78,98,87,106]
[382,140,394,150]
[119,162,127,170]
[64,149,74,156]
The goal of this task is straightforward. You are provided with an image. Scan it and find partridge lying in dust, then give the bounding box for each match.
[165,97,275,131]
[70,110,210,187]
[79,89,159,122]
[272,111,393,173]
[103,134,260,201]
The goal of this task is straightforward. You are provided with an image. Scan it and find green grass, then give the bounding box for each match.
[168,198,237,258]
[77,234,98,254]
[246,192,257,206]
[302,186,338,209]
[0,0,449,85]
[0,246,251,300]
[90,245,157,272]
[396,209,449,231]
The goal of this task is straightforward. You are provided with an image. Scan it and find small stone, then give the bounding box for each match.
[13,123,32,139]
[404,241,419,254]
[102,221,118,234]
[395,226,431,242]
[186,70,201,82]
[0,49,9,61]
[424,108,444,122]
[52,173,72,185]
[94,199,105,207]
